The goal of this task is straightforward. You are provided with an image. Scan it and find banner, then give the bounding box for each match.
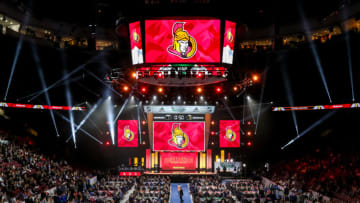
[222,21,236,64]
[129,21,144,64]
[145,20,221,63]
[153,121,205,151]
[219,120,240,148]
[117,120,138,147]
[160,152,198,170]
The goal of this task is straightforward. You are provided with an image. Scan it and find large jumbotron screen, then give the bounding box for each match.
[153,121,205,151]
[145,20,221,63]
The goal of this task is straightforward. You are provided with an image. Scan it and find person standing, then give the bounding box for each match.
[178,185,184,202]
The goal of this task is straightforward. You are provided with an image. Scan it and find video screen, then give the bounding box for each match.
[160,152,198,170]
[129,21,144,65]
[222,21,236,64]
[153,121,205,151]
[219,120,240,148]
[118,120,138,147]
[145,20,221,63]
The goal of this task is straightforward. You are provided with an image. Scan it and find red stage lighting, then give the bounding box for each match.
[252,74,259,82]
[215,87,222,93]
[123,85,129,92]
[247,141,252,147]
[247,121,252,125]
[105,141,110,146]
[140,87,147,93]
[196,87,203,93]
[156,72,164,79]
[211,131,215,136]
[246,131,252,136]
[196,72,204,79]
[142,131,146,135]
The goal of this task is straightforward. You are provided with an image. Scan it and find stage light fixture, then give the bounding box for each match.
[140,87,147,93]
[247,121,252,125]
[200,96,204,100]
[247,141,252,147]
[211,120,215,125]
[157,87,164,93]
[177,96,181,100]
[246,131,252,136]
[224,96,228,100]
[196,72,204,79]
[252,74,259,82]
[131,72,137,79]
[142,120,146,125]
[183,101,186,104]
[123,85,129,92]
[247,95,250,100]
[215,87,222,93]
[105,141,110,146]
[233,86,238,91]
[196,87,203,93]
[142,131,146,135]
[211,131,215,136]
[153,95,157,100]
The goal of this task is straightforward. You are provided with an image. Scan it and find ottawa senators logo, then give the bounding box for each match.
[225,126,236,142]
[226,29,233,43]
[168,123,189,149]
[167,22,197,59]
[123,125,135,141]
[133,30,139,43]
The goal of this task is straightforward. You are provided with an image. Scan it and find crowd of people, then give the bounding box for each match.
[0,129,135,202]
[189,176,236,203]
[268,149,360,202]
[128,176,170,203]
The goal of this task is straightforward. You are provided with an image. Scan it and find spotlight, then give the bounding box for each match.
[196,87,203,93]
[211,131,215,136]
[247,121,252,125]
[177,96,181,100]
[247,141,252,147]
[142,120,146,125]
[157,87,164,93]
[252,74,259,82]
[142,131,146,135]
[153,95,157,100]
[156,72,164,79]
[123,85,129,92]
[211,141,214,145]
[142,140,146,145]
[204,101,208,104]
[215,87,222,93]
[196,72,204,79]
[105,141,110,146]
[233,86,238,91]
[194,101,197,105]
[224,96,228,100]
[173,101,176,104]
[183,101,186,104]
[200,96,204,100]
[246,131,252,136]
[140,87,147,93]
[247,95,250,100]
[131,72,137,79]
[211,120,215,125]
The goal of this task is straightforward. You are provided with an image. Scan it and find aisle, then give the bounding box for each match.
[170,183,192,203]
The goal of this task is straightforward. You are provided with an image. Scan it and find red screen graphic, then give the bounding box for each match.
[219,120,240,148]
[118,120,138,147]
[222,21,236,64]
[153,121,205,151]
[160,152,198,170]
[129,21,144,65]
[145,20,221,63]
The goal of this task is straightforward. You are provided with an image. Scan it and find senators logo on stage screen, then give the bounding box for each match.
[129,21,144,65]
[222,21,236,64]
[153,121,205,151]
[145,20,221,63]
[219,120,240,148]
[118,120,138,147]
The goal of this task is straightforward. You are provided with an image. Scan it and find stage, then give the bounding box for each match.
[143,171,216,176]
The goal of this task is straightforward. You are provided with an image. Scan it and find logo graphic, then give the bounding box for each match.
[133,29,139,43]
[167,22,197,59]
[226,29,233,43]
[123,125,135,141]
[225,126,236,142]
[168,123,189,149]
